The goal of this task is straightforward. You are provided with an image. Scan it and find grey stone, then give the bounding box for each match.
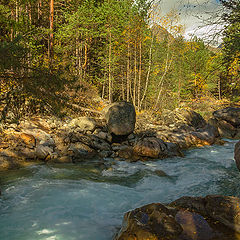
[69,117,96,132]
[213,107,240,127]
[104,101,136,136]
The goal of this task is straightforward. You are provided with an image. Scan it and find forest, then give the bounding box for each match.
[0,0,239,121]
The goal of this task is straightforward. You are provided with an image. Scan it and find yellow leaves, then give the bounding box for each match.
[143,36,151,42]
[228,54,240,76]
[0,79,15,95]
[190,73,207,94]
[185,41,200,52]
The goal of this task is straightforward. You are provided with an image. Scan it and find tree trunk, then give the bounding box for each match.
[126,40,130,102]
[49,0,54,65]
[154,55,173,110]
[140,34,153,110]
[218,77,221,100]
[108,30,112,103]
[137,40,142,111]
[82,38,88,81]
[133,41,137,107]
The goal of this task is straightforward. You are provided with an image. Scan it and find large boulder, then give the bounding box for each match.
[234,140,240,171]
[170,195,240,233]
[213,107,240,127]
[114,203,182,240]
[104,101,136,136]
[115,195,240,240]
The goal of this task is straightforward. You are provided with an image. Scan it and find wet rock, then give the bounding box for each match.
[133,137,167,159]
[175,210,215,240]
[213,107,240,127]
[104,101,136,136]
[114,203,182,240]
[170,195,240,233]
[115,195,240,240]
[234,141,240,171]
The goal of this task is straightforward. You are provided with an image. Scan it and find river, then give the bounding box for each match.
[0,140,240,240]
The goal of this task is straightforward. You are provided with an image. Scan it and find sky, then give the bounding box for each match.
[158,0,224,45]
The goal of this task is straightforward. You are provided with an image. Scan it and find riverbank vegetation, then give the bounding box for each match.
[0,0,239,122]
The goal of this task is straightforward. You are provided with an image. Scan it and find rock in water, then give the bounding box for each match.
[234,141,240,171]
[115,195,240,240]
[104,101,136,136]
[175,210,214,240]
[114,203,182,240]
[171,195,240,233]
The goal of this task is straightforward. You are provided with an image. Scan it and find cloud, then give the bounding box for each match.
[156,0,223,44]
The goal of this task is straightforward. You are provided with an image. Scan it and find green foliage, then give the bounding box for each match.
[219,0,240,99]
[1,0,237,121]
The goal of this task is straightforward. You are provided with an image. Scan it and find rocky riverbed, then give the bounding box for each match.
[1,103,240,172]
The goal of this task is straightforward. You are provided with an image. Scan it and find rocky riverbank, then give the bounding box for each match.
[1,103,240,172]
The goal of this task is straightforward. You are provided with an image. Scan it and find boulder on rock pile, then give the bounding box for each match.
[104,101,136,136]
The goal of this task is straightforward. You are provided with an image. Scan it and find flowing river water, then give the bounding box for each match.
[0,140,240,240]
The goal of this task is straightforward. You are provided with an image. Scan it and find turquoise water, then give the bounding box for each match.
[0,140,240,240]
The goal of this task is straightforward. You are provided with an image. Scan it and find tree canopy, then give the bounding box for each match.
[0,0,239,122]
